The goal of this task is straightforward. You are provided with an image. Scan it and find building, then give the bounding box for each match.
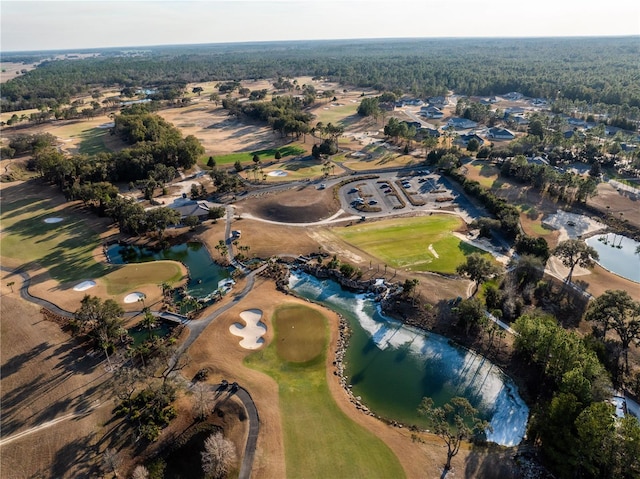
[454,133,485,148]
[171,200,219,221]
[447,117,478,130]
[419,105,444,119]
[487,127,515,140]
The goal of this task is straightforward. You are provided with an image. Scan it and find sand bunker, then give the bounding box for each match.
[73,280,96,292]
[229,309,267,350]
[44,217,64,224]
[124,292,145,304]
[268,170,288,177]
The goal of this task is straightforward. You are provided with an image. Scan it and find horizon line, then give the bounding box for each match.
[3,34,639,55]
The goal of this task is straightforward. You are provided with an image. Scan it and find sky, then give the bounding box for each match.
[1,0,639,52]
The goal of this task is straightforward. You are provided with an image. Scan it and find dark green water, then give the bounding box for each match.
[128,321,174,346]
[106,242,230,298]
[289,271,529,446]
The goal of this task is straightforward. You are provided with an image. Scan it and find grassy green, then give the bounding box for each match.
[102,261,184,295]
[333,215,491,274]
[245,304,405,479]
[204,145,306,166]
[1,198,107,283]
[273,304,327,363]
[260,158,334,181]
[78,127,110,155]
[0,198,184,289]
[313,102,359,125]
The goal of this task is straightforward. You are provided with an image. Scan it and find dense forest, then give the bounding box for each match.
[2,37,639,116]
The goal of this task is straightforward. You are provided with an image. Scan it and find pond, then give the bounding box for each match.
[289,271,529,446]
[128,321,174,346]
[106,242,230,298]
[585,233,640,283]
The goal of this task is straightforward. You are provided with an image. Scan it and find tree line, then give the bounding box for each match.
[3,37,639,115]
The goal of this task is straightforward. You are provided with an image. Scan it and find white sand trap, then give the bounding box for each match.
[73,280,96,292]
[268,170,288,177]
[97,122,115,129]
[229,309,267,350]
[124,292,145,304]
[44,217,64,224]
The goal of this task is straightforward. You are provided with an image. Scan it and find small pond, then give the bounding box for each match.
[289,271,529,446]
[585,233,640,283]
[106,242,230,298]
[128,321,174,347]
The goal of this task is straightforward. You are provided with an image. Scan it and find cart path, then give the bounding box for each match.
[0,265,261,479]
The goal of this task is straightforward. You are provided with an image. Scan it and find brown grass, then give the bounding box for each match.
[0,288,113,479]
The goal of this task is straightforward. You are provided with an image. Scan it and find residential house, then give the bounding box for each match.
[487,127,515,140]
[454,133,485,148]
[502,92,524,101]
[422,128,441,138]
[171,200,219,222]
[427,96,449,108]
[504,106,526,116]
[447,117,478,130]
[420,106,444,119]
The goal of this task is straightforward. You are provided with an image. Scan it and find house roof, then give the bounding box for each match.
[171,200,218,218]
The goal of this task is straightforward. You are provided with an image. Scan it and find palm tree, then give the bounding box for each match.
[141,308,157,340]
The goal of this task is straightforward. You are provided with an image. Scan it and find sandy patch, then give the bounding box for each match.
[123,292,145,304]
[229,309,267,350]
[267,170,288,177]
[542,210,606,241]
[43,217,64,224]
[73,280,96,292]
[427,244,439,259]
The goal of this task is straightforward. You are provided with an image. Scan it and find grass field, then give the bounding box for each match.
[207,145,306,166]
[1,198,107,283]
[333,215,491,274]
[78,127,110,155]
[0,197,185,290]
[101,261,185,295]
[258,158,344,182]
[312,102,360,125]
[245,303,405,479]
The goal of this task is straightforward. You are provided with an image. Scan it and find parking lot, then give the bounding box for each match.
[340,170,468,218]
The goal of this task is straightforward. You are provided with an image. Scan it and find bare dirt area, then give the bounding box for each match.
[0,62,37,83]
[589,182,640,230]
[0,291,113,479]
[235,184,341,223]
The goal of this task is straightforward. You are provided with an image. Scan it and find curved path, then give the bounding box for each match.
[0,265,262,478]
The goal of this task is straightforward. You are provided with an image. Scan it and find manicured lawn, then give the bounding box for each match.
[312,102,359,125]
[101,261,184,295]
[78,127,110,155]
[0,198,185,289]
[333,215,491,274]
[205,145,306,166]
[258,158,343,182]
[1,198,107,283]
[245,304,405,479]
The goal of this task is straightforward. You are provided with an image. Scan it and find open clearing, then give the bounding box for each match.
[0,291,113,478]
[244,302,406,478]
[332,215,490,274]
